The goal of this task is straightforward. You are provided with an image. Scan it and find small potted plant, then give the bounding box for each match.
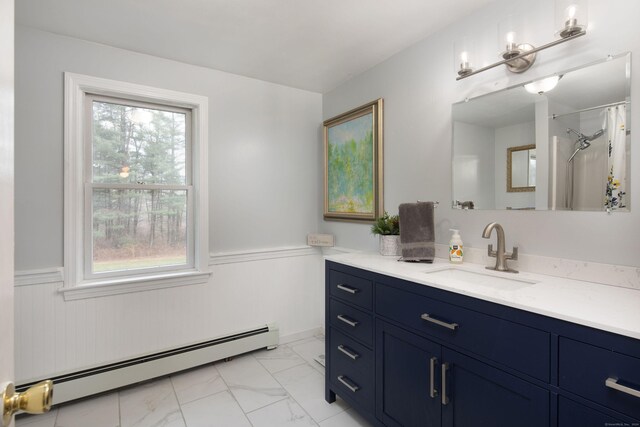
[371,212,401,256]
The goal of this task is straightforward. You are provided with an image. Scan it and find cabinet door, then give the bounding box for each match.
[376,320,442,427]
[441,348,549,427]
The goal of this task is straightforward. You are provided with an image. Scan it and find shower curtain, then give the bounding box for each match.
[604,104,627,211]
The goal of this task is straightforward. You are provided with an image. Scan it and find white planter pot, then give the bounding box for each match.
[379,235,401,256]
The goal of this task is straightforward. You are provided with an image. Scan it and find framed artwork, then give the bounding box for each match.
[323,99,383,222]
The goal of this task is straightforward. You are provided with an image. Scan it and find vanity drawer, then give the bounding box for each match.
[330,299,373,347]
[329,328,374,378]
[559,337,640,420]
[329,331,374,412]
[376,283,550,381]
[329,270,373,310]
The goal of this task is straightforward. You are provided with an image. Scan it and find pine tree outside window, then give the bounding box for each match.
[87,96,192,277]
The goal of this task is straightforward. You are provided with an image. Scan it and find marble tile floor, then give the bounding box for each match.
[16,336,372,427]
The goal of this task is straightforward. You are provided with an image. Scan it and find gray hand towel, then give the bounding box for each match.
[399,202,435,262]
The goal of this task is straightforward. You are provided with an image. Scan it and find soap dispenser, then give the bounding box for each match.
[449,229,464,264]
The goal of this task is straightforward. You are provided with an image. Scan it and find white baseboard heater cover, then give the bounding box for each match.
[17,323,279,405]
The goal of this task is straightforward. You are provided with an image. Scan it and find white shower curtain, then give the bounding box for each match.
[604,104,627,211]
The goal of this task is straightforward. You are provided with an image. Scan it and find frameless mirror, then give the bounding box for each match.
[452,52,631,211]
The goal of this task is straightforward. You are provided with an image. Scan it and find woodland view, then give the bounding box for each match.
[91,100,189,272]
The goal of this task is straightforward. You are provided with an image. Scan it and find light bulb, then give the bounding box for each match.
[566,4,577,19]
[505,31,517,52]
[460,51,468,63]
[506,32,515,44]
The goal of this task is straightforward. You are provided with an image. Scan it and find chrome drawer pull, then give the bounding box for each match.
[337,284,359,294]
[337,314,359,327]
[429,357,438,398]
[606,378,640,399]
[338,345,360,360]
[337,375,360,393]
[441,362,450,405]
[421,313,459,331]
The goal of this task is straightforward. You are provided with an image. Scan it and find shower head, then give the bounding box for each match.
[566,128,605,142]
[589,128,605,141]
[566,128,605,163]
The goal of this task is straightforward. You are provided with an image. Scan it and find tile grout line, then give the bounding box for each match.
[168,374,189,427]
[260,353,329,426]
[208,360,253,427]
[116,390,122,427]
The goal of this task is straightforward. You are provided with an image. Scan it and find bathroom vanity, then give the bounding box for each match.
[324,254,640,426]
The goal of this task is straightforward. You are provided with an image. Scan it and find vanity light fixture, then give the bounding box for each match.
[455,0,587,80]
[524,75,562,94]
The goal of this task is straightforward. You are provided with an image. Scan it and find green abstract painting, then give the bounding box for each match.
[327,113,374,214]
[324,99,383,221]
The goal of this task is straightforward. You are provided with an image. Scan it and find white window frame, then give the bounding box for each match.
[62,73,210,300]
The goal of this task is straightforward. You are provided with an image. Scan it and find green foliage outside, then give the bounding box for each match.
[91,101,188,272]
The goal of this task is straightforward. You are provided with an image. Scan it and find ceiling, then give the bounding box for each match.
[16,0,495,93]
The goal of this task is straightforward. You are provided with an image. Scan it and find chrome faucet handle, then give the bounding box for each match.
[487,244,497,258]
[506,247,518,260]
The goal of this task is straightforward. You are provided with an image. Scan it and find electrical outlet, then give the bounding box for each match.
[307,233,335,247]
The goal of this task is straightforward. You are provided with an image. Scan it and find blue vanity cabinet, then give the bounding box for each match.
[558,396,637,427]
[325,266,379,425]
[375,285,549,427]
[325,260,640,427]
[376,320,442,427]
[439,348,549,427]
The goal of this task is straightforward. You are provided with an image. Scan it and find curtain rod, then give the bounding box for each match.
[551,100,629,120]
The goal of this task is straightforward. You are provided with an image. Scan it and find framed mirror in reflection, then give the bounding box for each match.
[507,144,536,192]
[452,52,630,211]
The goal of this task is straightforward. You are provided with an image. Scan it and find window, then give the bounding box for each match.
[64,73,209,298]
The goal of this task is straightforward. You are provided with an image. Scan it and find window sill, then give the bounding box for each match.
[58,270,212,301]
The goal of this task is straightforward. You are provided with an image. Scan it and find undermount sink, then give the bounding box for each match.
[423,267,538,290]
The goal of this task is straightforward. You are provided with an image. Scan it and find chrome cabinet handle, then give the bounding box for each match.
[421,313,459,331]
[441,362,450,405]
[337,314,359,327]
[606,378,640,399]
[429,357,438,398]
[337,345,360,360]
[337,375,359,393]
[337,284,359,294]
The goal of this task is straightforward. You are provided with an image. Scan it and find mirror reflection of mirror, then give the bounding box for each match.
[452,52,631,212]
[507,144,536,192]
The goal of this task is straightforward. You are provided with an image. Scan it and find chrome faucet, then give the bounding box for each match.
[481,222,518,273]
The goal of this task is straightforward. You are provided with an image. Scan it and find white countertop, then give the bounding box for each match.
[325,252,640,340]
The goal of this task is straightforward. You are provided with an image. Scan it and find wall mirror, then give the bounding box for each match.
[452,52,631,211]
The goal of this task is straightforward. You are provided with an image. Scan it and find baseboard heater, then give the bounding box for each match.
[16,323,278,405]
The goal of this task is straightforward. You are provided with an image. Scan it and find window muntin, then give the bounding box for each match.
[85,95,193,278]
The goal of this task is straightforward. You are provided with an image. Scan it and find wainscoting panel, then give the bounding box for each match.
[14,248,323,383]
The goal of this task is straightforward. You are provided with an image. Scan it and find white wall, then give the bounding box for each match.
[452,121,495,209]
[321,0,640,267]
[494,121,536,210]
[14,26,324,381]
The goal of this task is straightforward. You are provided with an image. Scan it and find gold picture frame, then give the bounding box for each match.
[507,144,536,192]
[323,99,383,222]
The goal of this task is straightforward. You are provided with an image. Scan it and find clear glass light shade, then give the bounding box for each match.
[498,15,523,58]
[524,75,561,94]
[454,38,474,76]
[555,0,587,38]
